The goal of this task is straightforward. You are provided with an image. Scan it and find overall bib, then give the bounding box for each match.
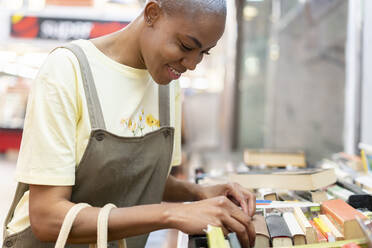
[2,44,174,248]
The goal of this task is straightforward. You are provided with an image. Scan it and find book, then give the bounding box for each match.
[355,175,372,192]
[265,214,293,247]
[206,225,228,248]
[283,212,306,245]
[313,217,336,242]
[252,214,270,248]
[177,231,188,248]
[258,188,278,201]
[319,214,344,241]
[336,179,366,195]
[229,168,337,191]
[292,238,367,248]
[225,240,231,248]
[301,206,321,220]
[361,149,370,173]
[256,201,320,210]
[294,190,328,203]
[309,220,327,243]
[321,199,368,239]
[355,215,372,248]
[278,192,298,201]
[293,207,318,244]
[326,185,354,202]
[244,149,306,167]
[227,233,241,248]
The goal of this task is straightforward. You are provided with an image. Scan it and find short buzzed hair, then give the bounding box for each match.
[153,0,226,17]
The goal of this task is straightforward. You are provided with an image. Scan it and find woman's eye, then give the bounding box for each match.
[181,43,192,51]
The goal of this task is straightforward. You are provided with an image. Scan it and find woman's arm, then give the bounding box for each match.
[29,185,168,243]
[162,175,204,202]
[29,184,255,247]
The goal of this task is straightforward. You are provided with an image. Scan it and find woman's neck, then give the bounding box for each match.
[90,16,146,69]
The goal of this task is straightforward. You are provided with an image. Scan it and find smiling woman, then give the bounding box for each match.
[138,0,227,84]
[3,1,256,248]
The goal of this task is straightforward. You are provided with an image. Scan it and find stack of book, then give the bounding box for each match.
[185,149,372,247]
[253,199,369,247]
[183,199,371,248]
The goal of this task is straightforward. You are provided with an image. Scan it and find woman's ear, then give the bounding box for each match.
[144,1,162,26]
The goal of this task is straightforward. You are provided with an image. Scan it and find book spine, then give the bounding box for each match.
[294,207,317,244]
[326,185,354,202]
[361,149,369,173]
[313,217,336,242]
[321,199,367,239]
[206,225,227,248]
[281,238,367,248]
[265,214,292,238]
[321,200,347,227]
[336,179,365,195]
[283,212,305,236]
[309,220,327,243]
[227,233,242,248]
[319,215,344,241]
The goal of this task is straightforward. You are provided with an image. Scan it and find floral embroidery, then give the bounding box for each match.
[120,108,160,136]
[146,114,155,127]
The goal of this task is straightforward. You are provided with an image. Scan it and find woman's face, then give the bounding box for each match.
[141,10,226,85]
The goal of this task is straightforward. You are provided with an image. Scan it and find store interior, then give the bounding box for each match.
[0,0,372,247]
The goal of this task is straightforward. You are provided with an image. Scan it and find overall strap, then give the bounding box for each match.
[3,183,29,238]
[158,85,170,127]
[62,43,106,130]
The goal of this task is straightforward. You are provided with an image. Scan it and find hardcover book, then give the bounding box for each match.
[252,215,270,248]
[321,199,368,239]
[293,207,317,244]
[283,212,306,245]
[244,149,306,167]
[309,220,327,243]
[266,214,293,247]
[229,168,336,191]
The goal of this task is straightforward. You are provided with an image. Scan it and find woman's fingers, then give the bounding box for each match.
[216,196,256,248]
[246,218,256,247]
[242,188,256,217]
[228,199,256,247]
[226,184,249,215]
[226,183,256,216]
[176,196,255,247]
[220,212,251,248]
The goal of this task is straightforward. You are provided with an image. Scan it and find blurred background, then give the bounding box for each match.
[0,0,371,246]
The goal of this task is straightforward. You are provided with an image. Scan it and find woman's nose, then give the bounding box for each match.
[181,52,203,71]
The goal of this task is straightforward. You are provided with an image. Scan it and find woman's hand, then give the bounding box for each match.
[165,196,255,248]
[198,183,256,217]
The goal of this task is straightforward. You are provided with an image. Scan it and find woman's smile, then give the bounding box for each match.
[167,64,183,80]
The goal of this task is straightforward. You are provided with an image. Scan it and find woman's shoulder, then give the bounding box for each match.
[33,43,83,98]
[47,42,83,68]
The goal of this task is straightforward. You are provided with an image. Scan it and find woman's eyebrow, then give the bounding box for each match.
[186,35,202,48]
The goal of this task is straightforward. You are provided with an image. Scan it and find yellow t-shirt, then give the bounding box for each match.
[7,40,182,234]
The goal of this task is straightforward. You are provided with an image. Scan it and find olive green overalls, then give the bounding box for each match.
[2,43,174,248]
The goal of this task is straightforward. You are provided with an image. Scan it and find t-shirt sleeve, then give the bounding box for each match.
[170,80,182,166]
[15,48,80,186]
